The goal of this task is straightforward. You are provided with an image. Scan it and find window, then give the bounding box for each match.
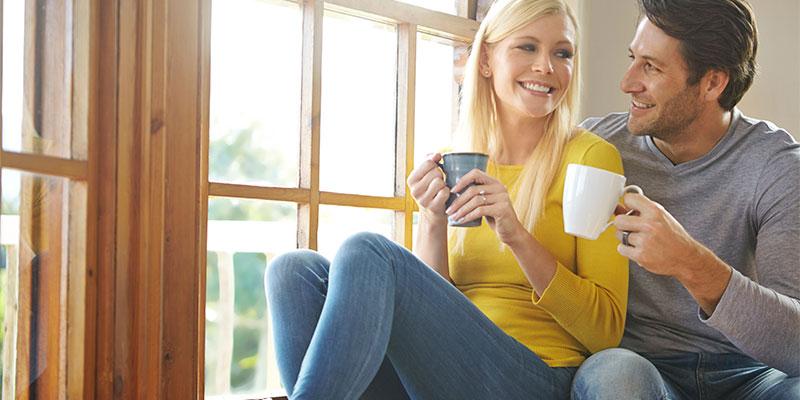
[1,0,93,397]
[205,0,477,398]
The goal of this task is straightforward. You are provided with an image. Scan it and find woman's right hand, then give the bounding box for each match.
[407,153,450,219]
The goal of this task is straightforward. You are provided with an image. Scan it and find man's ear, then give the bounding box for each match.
[701,69,730,104]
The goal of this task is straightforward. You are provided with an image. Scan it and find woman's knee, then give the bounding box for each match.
[334,232,395,264]
[266,249,328,291]
[340,232,393,252]
[572,348,666,400]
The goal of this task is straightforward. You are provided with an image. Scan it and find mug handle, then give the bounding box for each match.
[602,185,644,230]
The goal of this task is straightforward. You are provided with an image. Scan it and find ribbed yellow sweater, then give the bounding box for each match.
[448,130,628,367]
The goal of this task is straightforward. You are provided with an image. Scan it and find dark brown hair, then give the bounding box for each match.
[639,0,758,110]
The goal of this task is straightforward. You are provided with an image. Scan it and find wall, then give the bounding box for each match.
[578,0,800,138]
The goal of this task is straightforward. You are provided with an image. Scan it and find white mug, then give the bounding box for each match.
[562,163,642,240]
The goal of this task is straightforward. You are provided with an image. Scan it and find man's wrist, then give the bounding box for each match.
[677,244,733,315]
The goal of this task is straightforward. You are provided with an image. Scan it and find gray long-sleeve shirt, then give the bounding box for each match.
[580,109,800,376]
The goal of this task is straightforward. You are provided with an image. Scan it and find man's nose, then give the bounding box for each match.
[620,65,643,93]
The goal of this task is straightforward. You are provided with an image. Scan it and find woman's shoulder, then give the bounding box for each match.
[563,129,623,173]
[565,129,620,157]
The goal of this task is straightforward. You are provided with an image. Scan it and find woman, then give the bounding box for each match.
[266,0,628,398]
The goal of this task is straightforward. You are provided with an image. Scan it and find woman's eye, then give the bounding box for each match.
[518,44,537,52]
[556,49,574,59]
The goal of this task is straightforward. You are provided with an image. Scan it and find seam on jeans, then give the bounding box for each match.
[696,353,704,400]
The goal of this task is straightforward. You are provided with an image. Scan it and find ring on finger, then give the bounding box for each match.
[622,231,632,247]
[478,189,487,204]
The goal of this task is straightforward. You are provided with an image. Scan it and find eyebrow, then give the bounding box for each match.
[517,36,574,46]
[628,48,664,66]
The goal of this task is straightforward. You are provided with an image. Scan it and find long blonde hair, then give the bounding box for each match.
[452,0,581,253]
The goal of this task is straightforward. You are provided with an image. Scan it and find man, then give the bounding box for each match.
[571,0,800,398]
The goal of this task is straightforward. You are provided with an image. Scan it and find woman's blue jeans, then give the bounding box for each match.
[266,232,576,399]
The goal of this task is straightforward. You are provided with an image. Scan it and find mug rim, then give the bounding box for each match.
[566,163,624,179]
[442,151,489,158]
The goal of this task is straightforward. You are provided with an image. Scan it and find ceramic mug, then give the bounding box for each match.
[562,163,642,239]
[439,152,489,227]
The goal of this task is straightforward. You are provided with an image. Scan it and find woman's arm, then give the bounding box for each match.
[414,211,450,280]
[407,153,452,280]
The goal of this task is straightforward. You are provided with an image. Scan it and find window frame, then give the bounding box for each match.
[202,0,478,397]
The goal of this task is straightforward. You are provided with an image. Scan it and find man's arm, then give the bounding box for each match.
[699,149,800,376]
[614,153,800,376]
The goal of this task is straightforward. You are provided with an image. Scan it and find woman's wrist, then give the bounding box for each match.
[501,220,532,248]
[420,208,448,226]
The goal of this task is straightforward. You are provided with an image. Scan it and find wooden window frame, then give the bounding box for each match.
[0,0,96,398]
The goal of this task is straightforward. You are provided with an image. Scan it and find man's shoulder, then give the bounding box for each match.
[736,113,798,147]
[578,112,630,140]
[733,111,800,164]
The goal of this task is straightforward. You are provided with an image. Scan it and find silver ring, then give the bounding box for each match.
[481,195,487,204]
[622,231,631,247]
[479,189,486,196]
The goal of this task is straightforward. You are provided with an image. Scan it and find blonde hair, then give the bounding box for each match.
[452,0,581,253]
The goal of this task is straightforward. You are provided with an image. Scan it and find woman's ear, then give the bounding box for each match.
[479,45,492,78]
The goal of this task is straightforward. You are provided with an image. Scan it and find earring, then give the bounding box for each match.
[482,69,491,77]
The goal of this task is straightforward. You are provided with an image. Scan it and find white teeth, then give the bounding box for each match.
[632,99,655,109]
[521,82,552,93]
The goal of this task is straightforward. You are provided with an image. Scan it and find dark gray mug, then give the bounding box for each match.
[439,152,489,227]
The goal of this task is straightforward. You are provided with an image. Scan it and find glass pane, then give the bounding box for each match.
[2,1,23,153]
[320,13,397,197]
[209,0,301,188]
[2,1,81,159]
[317,205,395,259]
[414,33,464,165]
[0,170,20,396]
[396,0,458,15]
[205,197,297,397]
[0,169,85,396]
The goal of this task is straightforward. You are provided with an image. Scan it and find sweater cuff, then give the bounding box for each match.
[698,268,743,329]
[533,262,587,328]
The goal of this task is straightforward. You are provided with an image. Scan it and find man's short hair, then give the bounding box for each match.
[639,0,758,110]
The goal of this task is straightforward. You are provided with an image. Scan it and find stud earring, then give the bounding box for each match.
[482,69,491,77]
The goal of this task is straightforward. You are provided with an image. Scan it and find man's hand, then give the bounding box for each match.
[613,192,733,315]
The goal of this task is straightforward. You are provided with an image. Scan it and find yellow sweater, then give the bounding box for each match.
[448,131,628,367]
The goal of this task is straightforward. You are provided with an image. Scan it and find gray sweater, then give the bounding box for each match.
[580,109,800,376]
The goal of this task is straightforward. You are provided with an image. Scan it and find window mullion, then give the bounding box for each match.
[395,23,416,249]
[298,0,324,250]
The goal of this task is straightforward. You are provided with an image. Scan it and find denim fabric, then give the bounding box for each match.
[266,232,576,400]
[571,348,800,400]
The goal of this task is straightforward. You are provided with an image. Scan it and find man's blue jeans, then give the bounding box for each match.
[266,232,576,399]
[571,348,800,399]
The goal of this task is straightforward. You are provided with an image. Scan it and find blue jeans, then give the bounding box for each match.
[571,348,800,399]
[266,232,576,399]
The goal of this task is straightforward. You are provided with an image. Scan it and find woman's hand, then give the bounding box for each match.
[446,169,526,244]
[407,153,450,221]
